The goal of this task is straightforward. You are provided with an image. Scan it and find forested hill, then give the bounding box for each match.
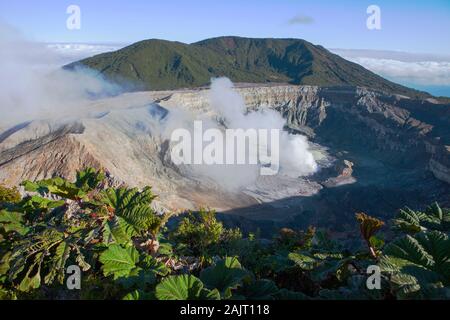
[65,36,429,98]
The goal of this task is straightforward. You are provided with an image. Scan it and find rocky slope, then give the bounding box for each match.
[0,84,448,232]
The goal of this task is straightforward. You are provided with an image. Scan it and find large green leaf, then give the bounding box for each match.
[155,275,204,300]
[117,268,156,290]
[21,196,65,211]
[17,256,42,293]
[288,252,316,271]
[241,279,279,300]
[200,257,248,295]
[384,235,434,268]
[99,244,140,279]
[380,230,450,298]
[139,255,170,276]
[319,275,383,300]
[22,178,86,200]
[259,252,295,273]
[44,241,71,284]
[75,168,105,192]
[274,288,309,300]
[0,211,29,235]
[18,271,41,292]
[288,251,350,282]
[0,287,17,300]
[102,216,134,245]
[123,289,153,300]
[100,187,156,212]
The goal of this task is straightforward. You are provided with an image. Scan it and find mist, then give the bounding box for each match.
[0,22,120,128]
[0,22,318,192]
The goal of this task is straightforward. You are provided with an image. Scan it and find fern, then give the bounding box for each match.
[393,203,450,234]
[0,169,449,301]
[379,230,450,298]
[99,187,161,237]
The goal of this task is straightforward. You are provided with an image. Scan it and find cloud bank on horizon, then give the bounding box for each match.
[44,43,124,66]
[46,42,450,97]
[332,49,450,97]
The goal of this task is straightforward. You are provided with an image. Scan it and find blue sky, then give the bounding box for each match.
[2,0,450,96]
[1,0,450,54]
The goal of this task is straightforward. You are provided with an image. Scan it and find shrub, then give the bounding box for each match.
[170,209,223,256]
[0,185,21,207]
[0,168,448,300]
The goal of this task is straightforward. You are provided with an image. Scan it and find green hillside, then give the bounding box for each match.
[66,36,429,98]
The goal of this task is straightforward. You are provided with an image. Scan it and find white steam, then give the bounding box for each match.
[174,77,318,190]
[209,78,317,176]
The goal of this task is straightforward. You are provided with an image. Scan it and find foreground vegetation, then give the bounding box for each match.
[0,168,449,300]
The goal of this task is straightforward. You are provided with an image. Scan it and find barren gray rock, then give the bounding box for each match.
[0,84,448,229]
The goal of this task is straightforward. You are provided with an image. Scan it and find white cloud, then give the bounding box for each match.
[45,43,125,66]
[332,49,450,86]
[287,14,314,25]
[0,23,122,127]
[347,57,450,86]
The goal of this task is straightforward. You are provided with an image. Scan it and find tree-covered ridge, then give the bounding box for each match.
[65,37,428,99]
[0,168,448,300]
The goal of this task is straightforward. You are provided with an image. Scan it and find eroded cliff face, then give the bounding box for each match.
[0,84,448,229]
[160,85,450,184]
[253,86,449,185]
